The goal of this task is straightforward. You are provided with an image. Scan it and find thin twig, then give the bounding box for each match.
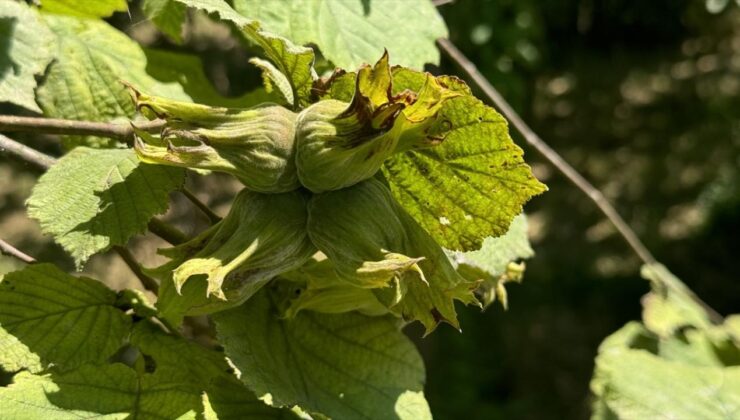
[0,115,165,143]
[0,134,56,169]
[1,134,191,248]
[437,37,724,323]
[0,239,36,264]
[181,188,222,224]
[432,0,455,5]
[437,38,655,265]
[114,246,159,294]
[148,218,188,245]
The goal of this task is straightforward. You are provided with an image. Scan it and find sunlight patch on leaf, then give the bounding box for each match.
[0,2,54,112]
[0,264,130,373]
[0,365,199,419]
[171,0,316,108]
[383,93,546,251]
[27,148,184,268]
[232,0,447,69]
[39,0,127,18]
[214,290,432,420]
[36,14,189,148]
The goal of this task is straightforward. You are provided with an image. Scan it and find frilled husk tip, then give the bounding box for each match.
[294,52,462,192]
[126,84,300,193]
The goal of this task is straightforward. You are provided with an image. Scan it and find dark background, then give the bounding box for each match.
[422,1,739,418]
[1,1,737,418]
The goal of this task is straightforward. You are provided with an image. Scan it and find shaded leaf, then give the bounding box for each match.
[0,1,54,112]
[203,376,302,420]
[214,290,431,420]
[144,48,282,107]
[141,0,187,43]
[35,14,189,148]
[232,0,447,69]
[172,0,316,108]
[0,264,130,373]
[132,321,300,419]
[27,148,184,268]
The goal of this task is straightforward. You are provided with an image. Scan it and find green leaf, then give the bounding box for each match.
[35,13,189,148]
[141,0,187,43]
[249,57,296,106]
[116,289,158,318]
[383,94,546,251]
[202,376,302,420]
[0,264,130,373]
[39,0,128,18]
[0,1,54,112]
[214,290,432,420]
[171,0,316,108]
[131,321,231,384]
[0,365,200,419]
[448,214,533,309]
[641,263,713,337]
[448,213,533,277]
[144,48,283,107]
[593,347,740,419]
[232,0,447,69]
[591,265,740,419]
[132,321,299,419]
[27,148,184,268]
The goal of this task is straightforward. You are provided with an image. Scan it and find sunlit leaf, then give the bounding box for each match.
[171,0,316,108]
[0,1,54,112]
[36,14,189,147]
[0,366,199,419]
[232,0,447,69]
[214,290,432,420]
[39,0,127,18]
[27,148,184,268]
[0,264,130,373]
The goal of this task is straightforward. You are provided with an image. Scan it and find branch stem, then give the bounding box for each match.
[114,246,159,294]
[148,218,188,245]
[0,115,164,143]
[0,134,56,169]
[0,239,36,264]
[181,188,222,224]
[437,37,724,322]
[437,38,655,265]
